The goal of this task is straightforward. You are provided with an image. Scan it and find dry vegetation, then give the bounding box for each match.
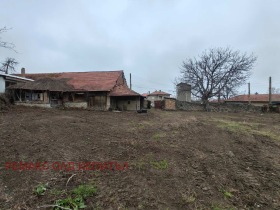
[0,107,280,209]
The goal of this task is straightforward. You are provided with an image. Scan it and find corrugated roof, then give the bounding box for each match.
[15,71,123,91]
[226,94,280,102]
[110,85,141,97]
[149,90,171,96]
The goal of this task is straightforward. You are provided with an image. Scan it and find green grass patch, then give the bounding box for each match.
[152,133,166,140]
[49,188,66,196]
[150,160,168,169]
[215,119,280,141]
[54,196,86,209]
[52,184,97,210]
[72,184,97,198]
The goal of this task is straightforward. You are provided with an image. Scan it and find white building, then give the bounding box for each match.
[0,71,33,93]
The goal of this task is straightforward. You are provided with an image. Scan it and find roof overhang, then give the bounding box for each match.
[0,72,34,82]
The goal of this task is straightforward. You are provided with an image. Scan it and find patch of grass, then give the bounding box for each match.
[219,188,233,199]
[181,193,196,204]
[72,184,97,198]
[54,196,86,210]
[223,191,233,198]
[49,188,66,196]
[212,205,235,210]
[152,133,166,140]
[52,184,97,210]
[215,119,280,141]
[135,159,146,170]
[150,160,168,169]
[35,183,47,196]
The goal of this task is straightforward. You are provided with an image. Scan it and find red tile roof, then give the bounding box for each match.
[141,93,148,97]
[16,71,123,91]
[110,85,141,97]
[149,90,171,96]
[226,94,280,102]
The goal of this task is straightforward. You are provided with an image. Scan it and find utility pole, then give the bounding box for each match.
[130,73,132,89]
[248,82,251,105]
[269,76,272,105]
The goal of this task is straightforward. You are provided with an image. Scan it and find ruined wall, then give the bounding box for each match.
[163,98,176,110]
[176,101,262,112]
[64,102,88,109]
[15,102,51,108]
[110,96,140,111]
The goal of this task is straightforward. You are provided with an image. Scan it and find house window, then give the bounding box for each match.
[128,101,130,104]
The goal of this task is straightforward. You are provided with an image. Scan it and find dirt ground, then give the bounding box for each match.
[0,107,280,210]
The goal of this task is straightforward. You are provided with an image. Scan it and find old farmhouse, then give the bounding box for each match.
[9,70,143,111]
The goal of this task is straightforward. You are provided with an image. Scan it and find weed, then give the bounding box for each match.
[150,160,168,169]
[212,205,235,210]
[54,196,86,210]
[72,184,97,198]
[52,184,97,210]
[152,133,166,140]
[49,188,66,196]
[219,188,233,199]
[35,183,47,196]
[223,191,233,198]
[181,193,196,204]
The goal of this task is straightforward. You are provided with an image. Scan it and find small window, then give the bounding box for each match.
[128,101,130,104]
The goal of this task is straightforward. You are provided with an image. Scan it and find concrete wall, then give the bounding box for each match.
[64,102,88,109]
[0,76,5,93]
[15,102,51,108]
[176,101,262,112]
[176,83,191,102]
[177,91,191,102]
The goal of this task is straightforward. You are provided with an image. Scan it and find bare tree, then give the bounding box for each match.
[0,57,18,74]
[271,87,280,94]
[179,47,257,105]
[0,27,16,51]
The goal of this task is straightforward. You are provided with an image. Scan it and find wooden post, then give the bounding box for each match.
[269,77,272,105]
[130,73,132,89]
[248,83,251,105]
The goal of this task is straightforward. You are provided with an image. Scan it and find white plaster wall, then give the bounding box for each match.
[64,102,88,109]
[0,77,5,93]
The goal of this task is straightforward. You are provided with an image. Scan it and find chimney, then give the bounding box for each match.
[159,90,161,92]
[21,68,26,75]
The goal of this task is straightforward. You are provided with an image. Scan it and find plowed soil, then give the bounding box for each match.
[0,107,280,210]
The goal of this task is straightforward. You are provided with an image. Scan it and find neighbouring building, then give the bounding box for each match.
[176,82,191,102]
[146,90,171,107]
[8,70,143,110]
[225,94,280,106]
[0,71,33,94]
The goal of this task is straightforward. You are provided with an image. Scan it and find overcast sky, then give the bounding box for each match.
[1,0,280,96]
